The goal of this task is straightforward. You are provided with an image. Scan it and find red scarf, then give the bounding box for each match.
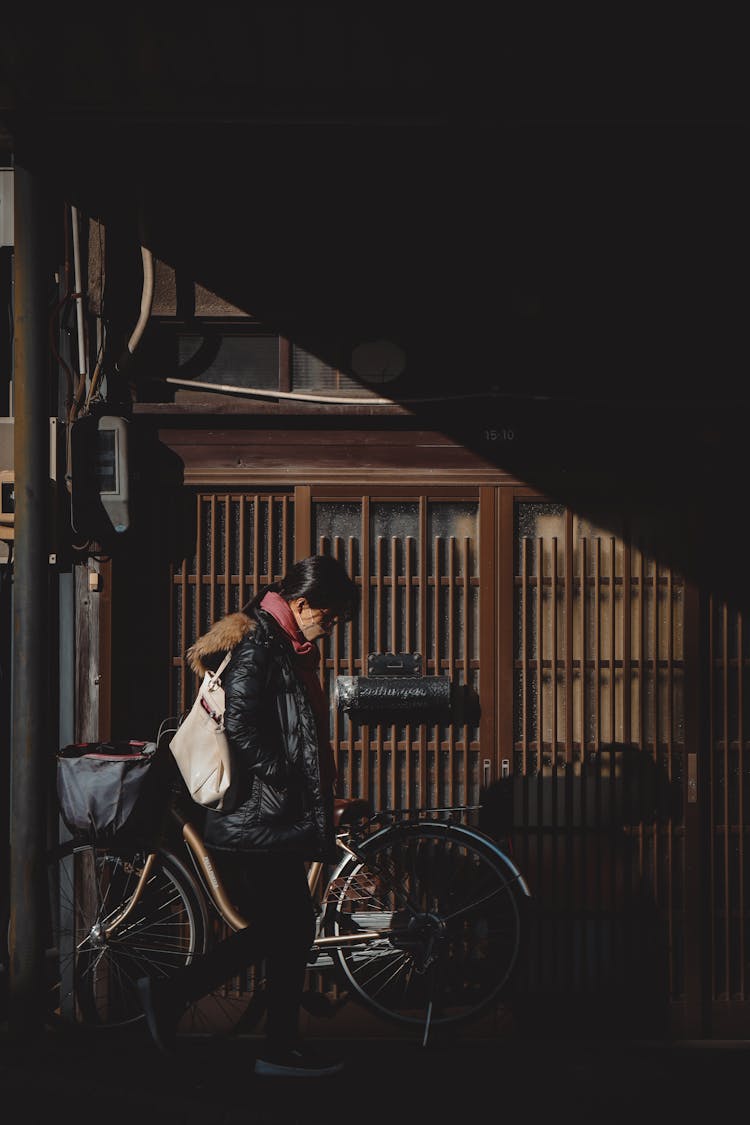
[260,591,337,790]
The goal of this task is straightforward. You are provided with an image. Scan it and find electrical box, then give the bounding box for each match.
[93,415,130,533]
[69,414,130,538]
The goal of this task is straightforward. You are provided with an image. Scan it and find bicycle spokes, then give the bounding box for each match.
[324,823,525,1030]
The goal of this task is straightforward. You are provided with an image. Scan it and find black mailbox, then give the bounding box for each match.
[335,653,452,718]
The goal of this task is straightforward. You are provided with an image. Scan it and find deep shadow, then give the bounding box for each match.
[480,744,677,1040]
[108,430,193,742]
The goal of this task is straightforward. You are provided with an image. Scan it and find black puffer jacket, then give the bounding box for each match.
[186,607,335,862]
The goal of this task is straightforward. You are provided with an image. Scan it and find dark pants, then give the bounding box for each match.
[173,851,316,1049]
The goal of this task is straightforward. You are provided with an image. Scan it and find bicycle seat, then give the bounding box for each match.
[333,797,372,827]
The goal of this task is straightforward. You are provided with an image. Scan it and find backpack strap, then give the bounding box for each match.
[207,650,232,687]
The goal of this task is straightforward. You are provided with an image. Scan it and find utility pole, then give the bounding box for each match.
[8,158,50,1038]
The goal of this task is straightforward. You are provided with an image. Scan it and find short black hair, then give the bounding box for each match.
[243,554,359,620]
[279,555,359,621]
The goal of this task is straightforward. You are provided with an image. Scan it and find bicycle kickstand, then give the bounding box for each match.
[421,999,434,1049]
[421,951,440,1048]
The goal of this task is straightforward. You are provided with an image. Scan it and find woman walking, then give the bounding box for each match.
[138,554,359,1078]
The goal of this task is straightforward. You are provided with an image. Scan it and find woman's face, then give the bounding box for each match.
[292,598,339,643]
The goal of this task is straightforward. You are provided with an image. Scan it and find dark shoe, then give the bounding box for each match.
[254,1044,344,1078]
[136,976,181,1055]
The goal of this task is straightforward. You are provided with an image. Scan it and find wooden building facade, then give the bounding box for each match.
[66,318,749,1038]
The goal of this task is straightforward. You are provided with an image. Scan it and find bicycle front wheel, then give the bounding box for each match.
[323,821,527,1030]
[46,841,208,1028]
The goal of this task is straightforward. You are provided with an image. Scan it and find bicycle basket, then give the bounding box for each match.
[56,740,164,846]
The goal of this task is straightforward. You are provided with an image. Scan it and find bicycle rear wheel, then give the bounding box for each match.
[323,821,527,1030]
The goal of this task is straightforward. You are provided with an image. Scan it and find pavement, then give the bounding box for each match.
[2,1005,750,1125]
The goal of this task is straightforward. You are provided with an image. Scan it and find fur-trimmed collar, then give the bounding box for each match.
[186,612,254,675]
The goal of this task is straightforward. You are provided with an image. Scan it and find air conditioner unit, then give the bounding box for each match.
[0,468,14,539]
[0,417,60,562]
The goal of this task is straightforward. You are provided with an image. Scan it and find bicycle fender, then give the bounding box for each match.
[442,820,532,897]
[335,820,531,898]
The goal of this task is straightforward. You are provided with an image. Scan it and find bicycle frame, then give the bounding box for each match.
[78,798,530,1046]
[102,805,390,949]
[103,800,530,956]
[179,814,392,949]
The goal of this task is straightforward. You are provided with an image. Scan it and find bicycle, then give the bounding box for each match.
[43,732,531,1046]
